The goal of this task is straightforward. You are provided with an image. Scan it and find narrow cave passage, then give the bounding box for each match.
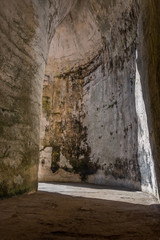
[38,0,158,199]
[0,0,160,239]
[39,0,140,189]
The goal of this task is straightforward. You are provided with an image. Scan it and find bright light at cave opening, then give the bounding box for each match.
[135,50,158,198]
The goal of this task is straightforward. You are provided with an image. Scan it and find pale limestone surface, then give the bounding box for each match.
[39,0,141,191]
[135,59,158,198]
[38,183,159,205]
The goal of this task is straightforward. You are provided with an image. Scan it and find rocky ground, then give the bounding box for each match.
[0,183,160,240]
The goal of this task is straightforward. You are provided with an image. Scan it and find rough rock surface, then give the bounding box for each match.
[0,0,160,199]
[136,0,160,199]
[0,0,75,197]
[39,0,141,190]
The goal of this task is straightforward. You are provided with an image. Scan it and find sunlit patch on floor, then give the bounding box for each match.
[38,182,158,205]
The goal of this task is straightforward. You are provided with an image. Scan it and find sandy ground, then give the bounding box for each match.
[0,183,160,240]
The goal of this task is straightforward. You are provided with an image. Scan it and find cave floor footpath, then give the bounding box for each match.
[0,183,160,240]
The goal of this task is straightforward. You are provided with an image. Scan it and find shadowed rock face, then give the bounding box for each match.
[137,0,160,199]
[0,0,160,199]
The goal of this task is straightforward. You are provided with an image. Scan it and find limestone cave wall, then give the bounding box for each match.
[39,0,142,190]
[0,0,75,197]
[137,0,160,199]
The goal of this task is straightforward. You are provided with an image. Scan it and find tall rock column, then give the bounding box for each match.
[0,0,75,197]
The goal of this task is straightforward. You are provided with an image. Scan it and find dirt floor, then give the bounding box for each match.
[0,183,160,240]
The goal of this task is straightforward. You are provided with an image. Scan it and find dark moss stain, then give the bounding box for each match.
[70,157,98,182]
[0,179,37,199]
[51,145,60,173]
[54,48,103,81]
[107,100,117,109]
[61,121,99,181]
[49,116,99,181]
[61,165,72,173]
[42,96,50,118]
[0,180,8,197]
[124,126,129,138]
[105,158,141,182]
[42,65,101,181]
